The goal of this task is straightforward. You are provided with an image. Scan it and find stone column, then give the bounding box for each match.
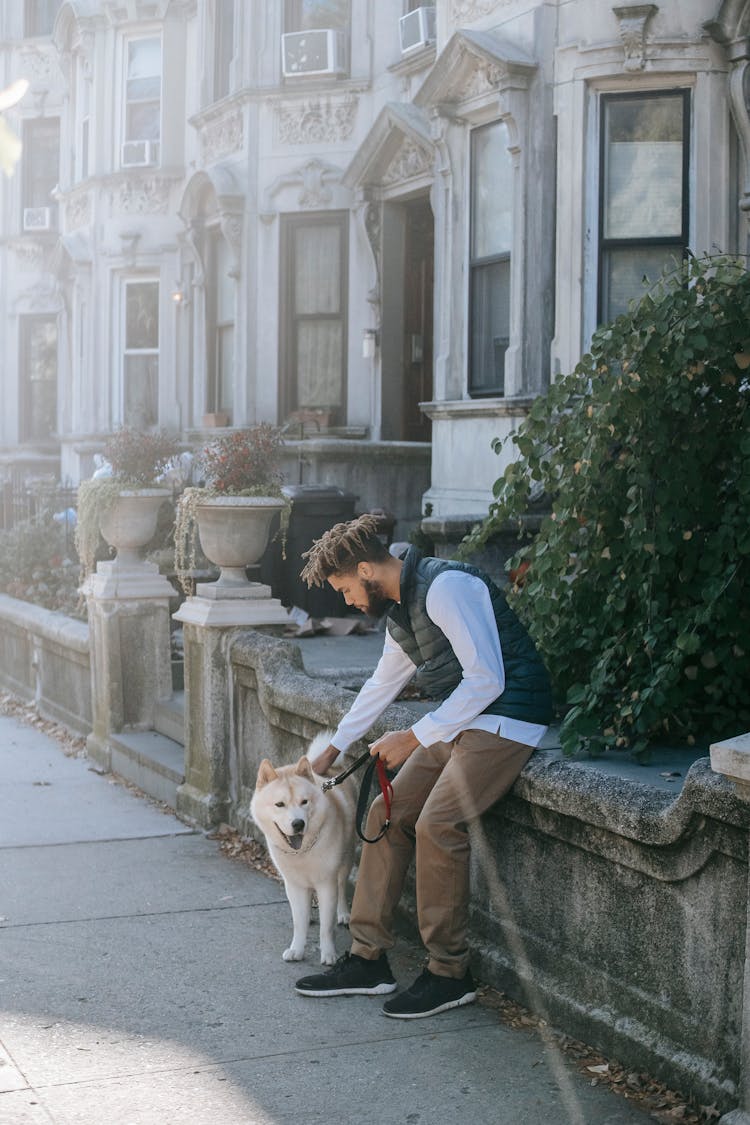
[173,585,288,829]
[85,559,176,770]
[711,732,750,1125]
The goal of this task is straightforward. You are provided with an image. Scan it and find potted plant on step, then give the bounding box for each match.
[174,423,289,595]
[75,427,181,584]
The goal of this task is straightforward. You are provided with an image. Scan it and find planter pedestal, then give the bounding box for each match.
[172,494,290,827]
[84,559,175,773]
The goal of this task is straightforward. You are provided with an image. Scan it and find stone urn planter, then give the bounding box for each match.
[99,489,171,567]
[194,495,286,590]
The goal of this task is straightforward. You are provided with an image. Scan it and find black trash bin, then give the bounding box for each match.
[261,484,357,617]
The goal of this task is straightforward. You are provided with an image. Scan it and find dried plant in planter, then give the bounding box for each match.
[174,423,290,594]
[76,427,181,582]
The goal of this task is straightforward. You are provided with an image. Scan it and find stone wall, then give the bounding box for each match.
[217,630,747,1112]
[0,594,91,734]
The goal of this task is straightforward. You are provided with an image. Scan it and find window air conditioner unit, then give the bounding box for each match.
[281,29,346,77]
[399,7,436,55]
[23,206,53,232]
[121,139,157,168]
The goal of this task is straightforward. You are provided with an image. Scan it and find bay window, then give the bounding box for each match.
[469,121,513,397]
[123,36,162,166]
[123,281,159,429]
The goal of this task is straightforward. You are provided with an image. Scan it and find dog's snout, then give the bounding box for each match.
[291,818,305,833]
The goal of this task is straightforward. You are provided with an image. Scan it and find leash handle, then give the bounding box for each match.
[320,745,393,843]
[355,755,393,844]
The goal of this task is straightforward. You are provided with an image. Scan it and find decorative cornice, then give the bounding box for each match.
[260,159,344,221]
[108,175,175,214]
[613,4,659,72]
[276,95,358,145]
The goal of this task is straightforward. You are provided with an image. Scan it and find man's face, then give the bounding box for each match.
[328,567,392,617]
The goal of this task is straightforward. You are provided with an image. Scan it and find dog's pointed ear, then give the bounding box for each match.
[256,759,278,788]
[295,756,315,780]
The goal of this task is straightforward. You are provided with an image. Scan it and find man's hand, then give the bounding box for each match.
[369,729,420,771]
[310,744,340,775]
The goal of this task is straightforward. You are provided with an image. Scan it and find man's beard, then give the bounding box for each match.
[361,578,393,618]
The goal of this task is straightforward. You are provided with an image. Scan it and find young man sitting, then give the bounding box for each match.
[295,514,552,1019]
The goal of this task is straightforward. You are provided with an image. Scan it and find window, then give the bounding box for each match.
[123,37,161,165]
[469,121,513,397]
[22,117,59,220]
[123,281,159,429]
[213,0,235,101]
[206,230,235,415]
[24,0,61,37]
[599,90,689,323]
[285,0,349,31]
[280,213,348,423]
[19,316,57,443]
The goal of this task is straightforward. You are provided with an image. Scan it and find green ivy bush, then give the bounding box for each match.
[463,256,750,756]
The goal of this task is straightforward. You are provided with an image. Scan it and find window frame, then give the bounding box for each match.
[468,119,513,399]
[212,0,235,102]
[19,314,58,445]
[122,278,160,430]
[597,88,690,325]
[121,33,163,166]
[279,211,349,425]
[21,116,60,219]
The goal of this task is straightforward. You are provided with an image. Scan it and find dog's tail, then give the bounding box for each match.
[306,730,345,776]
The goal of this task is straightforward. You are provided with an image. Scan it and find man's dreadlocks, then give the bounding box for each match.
[300,513,390,588]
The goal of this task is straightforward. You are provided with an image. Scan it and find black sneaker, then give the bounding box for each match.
[382,967,477,1019]
[295,952,397,997]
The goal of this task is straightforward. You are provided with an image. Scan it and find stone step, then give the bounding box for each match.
[108,729,185,809]
[154,692,185,745]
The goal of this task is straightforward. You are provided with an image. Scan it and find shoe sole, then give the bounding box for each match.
[382,991,477,1019]
[296,982,398,997]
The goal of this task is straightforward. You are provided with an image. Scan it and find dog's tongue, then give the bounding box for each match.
[288,833,304,851]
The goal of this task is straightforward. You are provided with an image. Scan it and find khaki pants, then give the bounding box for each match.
[349,729,534,979]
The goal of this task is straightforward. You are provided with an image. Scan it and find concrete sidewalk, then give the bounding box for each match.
[0,711,651,1125]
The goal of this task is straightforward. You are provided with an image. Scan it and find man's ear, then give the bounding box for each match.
[357,560,375,580]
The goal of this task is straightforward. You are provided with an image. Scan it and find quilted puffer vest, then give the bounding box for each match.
[386,548,552,726]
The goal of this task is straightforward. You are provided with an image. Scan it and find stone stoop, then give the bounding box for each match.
[154,692,185,745]
[108,729,185,809]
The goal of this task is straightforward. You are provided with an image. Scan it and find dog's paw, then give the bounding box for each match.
[337,910,351,926]
[320,948,337,965]
[282,947,305,962]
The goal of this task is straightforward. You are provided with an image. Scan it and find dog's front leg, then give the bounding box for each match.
[315,881,339,965]
[283,881,311,962]
[336,863,351,926]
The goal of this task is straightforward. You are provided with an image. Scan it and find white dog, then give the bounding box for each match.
[250,733,356,965]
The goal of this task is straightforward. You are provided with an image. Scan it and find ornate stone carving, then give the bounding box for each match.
[381,138,433,186]
[219,211,243,277]
[364,200,382,308]
[461,60,505,99]
[7,239,47,270]
[277,96,357,145]
[110,177,173,214]
[260,160,343,220]
[17,44,54,87]
[66,191,91,230]
[201,109,244,164]
[613,4,658,72]
[451,0,507,20]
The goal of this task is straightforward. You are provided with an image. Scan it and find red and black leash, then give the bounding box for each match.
[321,748,393,843]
